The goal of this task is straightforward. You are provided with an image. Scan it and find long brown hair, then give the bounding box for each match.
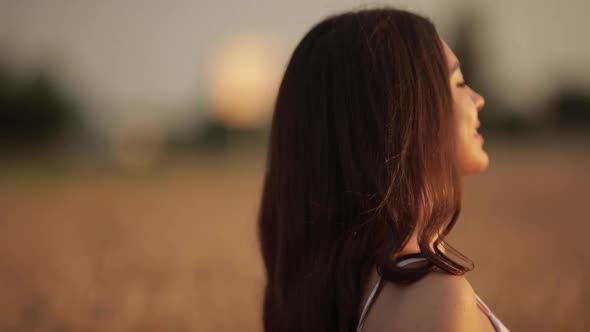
[258,8,473,332]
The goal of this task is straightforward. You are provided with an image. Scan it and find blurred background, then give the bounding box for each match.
[0,0,588,331]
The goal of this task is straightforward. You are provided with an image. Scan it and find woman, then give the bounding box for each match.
[258,8,509,332]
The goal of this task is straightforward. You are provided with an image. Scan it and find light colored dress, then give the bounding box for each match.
[356,256,510,332]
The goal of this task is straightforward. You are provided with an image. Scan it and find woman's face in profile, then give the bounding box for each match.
[441,39,489,176]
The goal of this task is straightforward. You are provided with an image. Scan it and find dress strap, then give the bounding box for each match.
[355,278,383,332]
[396,256,427,267]
[356,255,427,332]
[475,293,511,332]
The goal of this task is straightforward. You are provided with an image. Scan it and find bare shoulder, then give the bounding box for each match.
[367,271,493,332]
[403,271,476,309]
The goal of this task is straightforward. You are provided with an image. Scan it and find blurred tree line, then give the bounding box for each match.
[0,60,83,157]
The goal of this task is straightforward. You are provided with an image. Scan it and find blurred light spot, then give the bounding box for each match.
[206,34,281,128]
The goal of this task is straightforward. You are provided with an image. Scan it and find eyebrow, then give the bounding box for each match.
[450,61,461,74]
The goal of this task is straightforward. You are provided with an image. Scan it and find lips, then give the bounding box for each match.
[474,121,483,141]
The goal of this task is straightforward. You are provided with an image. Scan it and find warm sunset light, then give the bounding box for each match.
[205,34,281,128]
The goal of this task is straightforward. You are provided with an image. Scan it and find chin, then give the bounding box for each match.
[461,149,489,176]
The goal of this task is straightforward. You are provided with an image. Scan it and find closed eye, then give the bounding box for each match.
[457,81,467,88]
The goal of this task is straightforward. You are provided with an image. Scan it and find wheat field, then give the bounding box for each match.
[0,138,588,331]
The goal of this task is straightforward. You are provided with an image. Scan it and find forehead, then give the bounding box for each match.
[440,39,458,69]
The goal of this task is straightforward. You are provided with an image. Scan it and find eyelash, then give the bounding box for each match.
[457,81,467,88]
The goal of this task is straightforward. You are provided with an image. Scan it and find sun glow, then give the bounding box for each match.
[206,34,281,128]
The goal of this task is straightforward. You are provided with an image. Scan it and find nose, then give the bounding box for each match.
[472,89,485,112]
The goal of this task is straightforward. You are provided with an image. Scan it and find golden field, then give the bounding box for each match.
[0,138,588,332]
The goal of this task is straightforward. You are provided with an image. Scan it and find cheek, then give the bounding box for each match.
[455,97,471,126]
[455,129,471,168]
[452,98,471,141]
[454,97,475,143]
